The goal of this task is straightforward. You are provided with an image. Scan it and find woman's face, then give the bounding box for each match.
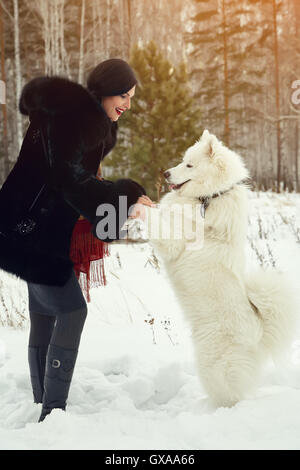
[101,85,136,122]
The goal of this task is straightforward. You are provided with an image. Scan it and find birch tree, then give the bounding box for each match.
[0,1,8,179]
[106,0,111,57]
[78,0,85,84]
[13,0,22,151]
[271,0,282,192]
[30,0,69,76]
[220,0,229,146]
[293,0,300,189]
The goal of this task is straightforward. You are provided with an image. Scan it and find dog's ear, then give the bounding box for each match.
[206,134,218,158]
[201,129,210,140]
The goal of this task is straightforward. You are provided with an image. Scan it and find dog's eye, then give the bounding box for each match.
[186,164,193,168]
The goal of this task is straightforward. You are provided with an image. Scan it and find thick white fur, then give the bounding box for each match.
[144,129,298,407]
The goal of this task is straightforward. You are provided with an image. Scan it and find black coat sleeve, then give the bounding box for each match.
[45,115,145,242]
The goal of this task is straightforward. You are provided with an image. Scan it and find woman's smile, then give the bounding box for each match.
[102,85,136,121]
[116,107,124,116]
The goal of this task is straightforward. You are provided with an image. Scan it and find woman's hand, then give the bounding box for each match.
[97,174,154,220]
[129,195,156,221]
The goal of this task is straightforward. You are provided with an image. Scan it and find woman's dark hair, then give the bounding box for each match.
[86,58,137,99]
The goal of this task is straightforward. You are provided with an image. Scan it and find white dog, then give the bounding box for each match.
[143,129,297,407]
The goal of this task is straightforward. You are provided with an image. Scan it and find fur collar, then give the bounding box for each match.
[19,76,114,151]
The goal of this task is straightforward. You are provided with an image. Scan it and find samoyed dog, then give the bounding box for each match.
[143,129,297,407]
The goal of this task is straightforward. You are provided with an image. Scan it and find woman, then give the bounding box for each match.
[0,59,154,422]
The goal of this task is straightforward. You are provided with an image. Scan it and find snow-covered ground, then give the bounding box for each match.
[0,191,300,450]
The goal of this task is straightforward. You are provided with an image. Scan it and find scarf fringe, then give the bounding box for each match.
[69,219,110,302]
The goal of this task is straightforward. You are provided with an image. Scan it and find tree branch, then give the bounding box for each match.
[83,23,99,45]
[254,108,300,123]
[0,0,13,22]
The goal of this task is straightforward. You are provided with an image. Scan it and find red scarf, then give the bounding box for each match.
[69,218,110,302]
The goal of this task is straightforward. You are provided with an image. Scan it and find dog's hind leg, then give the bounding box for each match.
[194,343,263,408]
[246,269,298,359]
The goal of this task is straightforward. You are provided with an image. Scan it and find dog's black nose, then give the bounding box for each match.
[164,171,171,179]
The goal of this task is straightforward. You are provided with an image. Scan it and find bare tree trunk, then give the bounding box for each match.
[78,0,86,84]
[53,0,60,74]
[95,0,105,62]
[13,0,22,151]
[294,0,300,191]
[221,0,230,147]
[127,0,131,45]
[59,0,70,78]
[119,0,125,58]
[92,0,98,67]
[272,0,282,192]
[295,120,299,191]
[40,1,50,74]
[33,0,67,76]
[294,0,300,41]
[49,2,54,72]
[0,1,9,180]
[106,0,111,57]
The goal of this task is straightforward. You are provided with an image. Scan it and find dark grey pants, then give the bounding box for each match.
[27,269,88,350]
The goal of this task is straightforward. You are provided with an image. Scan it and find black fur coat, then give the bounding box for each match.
[0,76,145,286]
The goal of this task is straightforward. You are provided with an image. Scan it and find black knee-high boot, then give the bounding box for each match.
[28,311,56,404]
[28,345,48,404]
[39,344,78,422]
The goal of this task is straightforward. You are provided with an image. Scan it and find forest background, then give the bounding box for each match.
[0,0,300,200]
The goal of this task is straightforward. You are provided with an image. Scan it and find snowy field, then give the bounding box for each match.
[0,191,300,450]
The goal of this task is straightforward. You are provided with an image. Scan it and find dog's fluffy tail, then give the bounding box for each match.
[246,269,299,359]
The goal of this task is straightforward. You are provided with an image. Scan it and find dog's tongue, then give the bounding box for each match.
[169,184,176,190]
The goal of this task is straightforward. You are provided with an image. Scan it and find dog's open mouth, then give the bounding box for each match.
[168,180,191,191]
